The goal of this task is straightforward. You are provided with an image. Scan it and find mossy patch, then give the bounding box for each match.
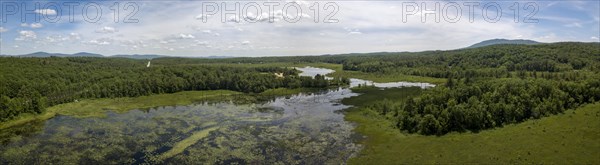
[159,126,220,160]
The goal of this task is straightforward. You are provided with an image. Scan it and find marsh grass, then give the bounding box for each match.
[159,126,220,160]
[342,87,422,107]
[0,90,240,129]
[0,87,326,130]
[258,88,321,97]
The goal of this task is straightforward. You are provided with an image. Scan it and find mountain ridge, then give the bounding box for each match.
[466,39,542,49]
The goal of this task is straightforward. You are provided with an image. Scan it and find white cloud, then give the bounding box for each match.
[192,40,209,46]
[96,26,118,33]
[45,35,65,43]
[0,27,7,33]
[15,31,37,41]
[349,31,362,35]
[159,39,177,44]
[195,14,212,20]
[177,34,195,39]
[30,23,43,29]
[34,9,57,15]
[565,22,582,28]
[243,12,259,22]
[70,33,81,40]
[346,28,362,35]
[254,9,310,23]
[87,38,112,45]
[226,15,240,23]
[19,23,44,28]
[287,0,311,6]
[241,41,251,45]
[591,36,599,40]
[1,1,595,57]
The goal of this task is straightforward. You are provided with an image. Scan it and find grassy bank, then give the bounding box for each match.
[345,99,600,164]
[342,87,423,107]
[0,90,240,129]
[258,88,321,97]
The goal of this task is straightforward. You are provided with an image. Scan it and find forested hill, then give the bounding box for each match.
[466,39,541,48]
[338,42,600,76]
[0,57,349,122]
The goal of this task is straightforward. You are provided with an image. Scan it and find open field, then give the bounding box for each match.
[345,89,600,164]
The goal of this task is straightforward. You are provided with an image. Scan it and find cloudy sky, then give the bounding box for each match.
[0,0,598,57]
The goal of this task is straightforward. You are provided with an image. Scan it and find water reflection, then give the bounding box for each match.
[295,66,436,88]
[0,66,434,164]
[0,88,361,164]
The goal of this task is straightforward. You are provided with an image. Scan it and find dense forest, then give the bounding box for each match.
[340,42,600,135]
[0,57,348,122]
[363,78,600,135]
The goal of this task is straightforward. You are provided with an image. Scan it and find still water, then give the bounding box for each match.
[297,66,435,89]
[0,67,435,164]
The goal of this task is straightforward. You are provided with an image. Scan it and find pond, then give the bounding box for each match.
[0,67,435,164]
[296,66,436,88]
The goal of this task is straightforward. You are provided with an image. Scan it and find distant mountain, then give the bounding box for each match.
[19,52,64,57]
[204,56,235,59]
[467,39,541,49]
[19,52,103,57]
[71,52,104,57]
[112,54,165,59]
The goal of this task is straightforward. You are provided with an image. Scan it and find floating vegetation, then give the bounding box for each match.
[159,126,220,161]
[0,88,362,164]
[1,67,428,164]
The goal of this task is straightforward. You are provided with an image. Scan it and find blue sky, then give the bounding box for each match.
[0,0,598,56]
